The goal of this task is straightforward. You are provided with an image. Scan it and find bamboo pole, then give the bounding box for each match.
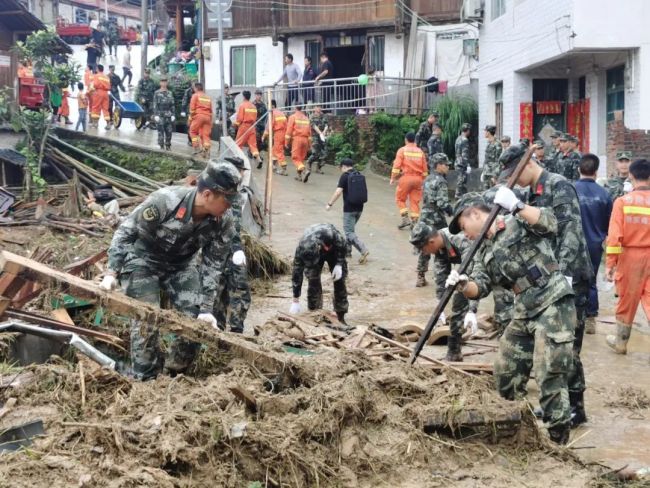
[265,88,274,238]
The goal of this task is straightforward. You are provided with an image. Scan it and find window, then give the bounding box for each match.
[606,65,625,122]
[494,82,503,137]
[231,46,256,87]
[367,35,384,72]
[491,0,506,20]
[578,76,586,100]
[75,7,89,24]
[305,40,321,66]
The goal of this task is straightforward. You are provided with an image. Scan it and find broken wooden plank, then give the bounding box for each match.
[51,308,74,325]
[422,406,521,436]
[229,385,258,412]
[0,251,300,384]
[63,250,108,276]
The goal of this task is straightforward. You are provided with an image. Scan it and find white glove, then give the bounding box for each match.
[154,115,160,122]
[180,111,186,117]
[197,313,218,330]
[565,275,573,287]
[623,181,633,193]
[171,115,176,122]
[494,186,520,212]
[99,274,117,291]
[325,204,332,211]
[232,250,246,266]
[319,133,326,143]
[331,264,343,282]
[464,312,478,335]
[445,269,469,289]
[466,165,472,175]
[438,311,447,326]
[289,301,301,314]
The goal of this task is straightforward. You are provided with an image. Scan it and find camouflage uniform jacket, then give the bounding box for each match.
[309,113,328,140]
[107,186,236,311]
[557,150,581,181]
[605,175,628,201]
[153,89,175,118]
[545,148,560,174]
[136,78,156,104]
[419,172,452,228]
[216,94,236,118]
[470,211,574,320]
[415,122,433,154]
[435,228,478,312]
[181,87,193,113]
[483,139,503,180]
[427,135,444,168]
[253,100,267,133]
[454,135,470,172]
[292,224,346,298]
[526,170,594,283]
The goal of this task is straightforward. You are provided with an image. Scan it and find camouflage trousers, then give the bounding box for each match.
[157,117,173,147]
[212,254,251,332]
[432,257,469,354]
[492,286,514,336]
[307,139,327,169]
[121,258,201,379]
[306,256,348,314]
[481,173,497,191]
[568,279,589,396]
[494,295,575,429]
[455,170,468,198]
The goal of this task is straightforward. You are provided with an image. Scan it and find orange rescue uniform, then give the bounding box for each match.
[90,73,110,122]
[189,91,213,150]
[606,187,650,327]
[285,110,311,171]
[391,143,428,218]
[59,88,70,118]
[234,100,259,157]
[264,109,288,167]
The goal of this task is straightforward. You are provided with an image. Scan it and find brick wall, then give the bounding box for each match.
[606,110,650,176]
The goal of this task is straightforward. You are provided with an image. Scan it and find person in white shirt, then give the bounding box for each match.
[274,53,302,107]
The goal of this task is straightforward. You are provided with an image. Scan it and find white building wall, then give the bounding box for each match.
[383,34,404,77]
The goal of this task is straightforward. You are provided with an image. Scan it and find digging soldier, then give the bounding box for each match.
[415,111,439,156]
[447,185,575,445]
[216,83,236,138]
[306,104,329,175]
[289,224,349,325]
[136,68,157,129]
[153,76,176,151]
[415,153,453,288]
[482,124,502,190]
[212,157,251,334]
[100,162,241,379]
[605,151,633,200]
[454,123,472,198]
[410,220,479,362]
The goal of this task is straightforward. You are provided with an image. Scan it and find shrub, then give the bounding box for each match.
[369,112,424,162]
[433,95,478,159]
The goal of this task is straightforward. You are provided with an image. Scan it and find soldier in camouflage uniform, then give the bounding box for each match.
[556,133,582,182]
[181,81,196,146]
[605,151,632,200]
[136,68,157,129]
[216,84,236,138]
[454,123,472,198]
[506,144,593,428]
[481,124,503,190]
[415,111,439,155]
[306,105,329,173]
[290,224,349,324]
[415,153,453,287]
[253,89,268,153]
[153,76,176,150]
[447,188,575,445]
[545,130,563,173]
[426,124,444,172]
[532,140,547,169]
[101,162,241,380]
[212,157,251,333]
[410,221,479,362]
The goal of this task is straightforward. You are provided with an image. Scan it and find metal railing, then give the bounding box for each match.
[258,76,438,115]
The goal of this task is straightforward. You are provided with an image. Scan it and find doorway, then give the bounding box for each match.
[325,45,365,79]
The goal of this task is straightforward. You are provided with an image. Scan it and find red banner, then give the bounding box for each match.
[567,99,590,152]
[520,103,533,140]
[536,101,563,114]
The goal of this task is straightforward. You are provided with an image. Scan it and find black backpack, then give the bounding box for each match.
[347,170,368,206]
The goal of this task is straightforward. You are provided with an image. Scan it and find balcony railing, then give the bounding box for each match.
[258,76,438,115]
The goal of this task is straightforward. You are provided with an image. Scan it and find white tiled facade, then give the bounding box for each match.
[478,0,650,171]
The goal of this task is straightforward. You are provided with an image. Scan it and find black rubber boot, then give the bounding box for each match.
[533,406,544,419]
[336,311,347,325]
[548,423,570,445]
[445,334,463,362]
[569,391,587,428]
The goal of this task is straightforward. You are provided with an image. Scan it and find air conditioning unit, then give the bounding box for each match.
[461,0,483,21]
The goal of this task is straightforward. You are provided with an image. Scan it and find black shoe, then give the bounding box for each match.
[336,311,347,325]
[548,423,570,445]
[302,169,311,183]
[229,327,243,334]
[165,145,171,151]
[256,159,263,169]
[160,144,164,150]
[569,391,587,428]
[533,407,544,419]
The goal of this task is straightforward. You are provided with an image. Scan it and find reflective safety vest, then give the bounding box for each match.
[190,92,213,117]
[606,188,650,267]
[286,111,311,139]
[392,143,428,177]
[235,100,258,126]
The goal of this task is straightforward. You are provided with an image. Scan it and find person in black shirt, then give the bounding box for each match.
[107,65,125,120]
[302,56,317,104]
[315,51,334,112]
[85,41,102,73]
[325,158,369,263]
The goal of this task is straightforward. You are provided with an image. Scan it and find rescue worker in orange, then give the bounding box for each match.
[605,158,650,355]
[89,64,111,129]
[58,86,72,125]
[189,82,214,158]
[285,105,312,182]
[390,131,428,229]
[234,90,261,168]
[263,99,288,176]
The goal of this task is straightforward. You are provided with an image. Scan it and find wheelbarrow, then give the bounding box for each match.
[110,93,147,130]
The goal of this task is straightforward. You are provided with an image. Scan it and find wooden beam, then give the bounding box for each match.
[0,251,298,383]
[63,250,108,276]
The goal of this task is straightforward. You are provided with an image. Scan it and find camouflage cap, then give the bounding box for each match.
[617,151,632,161]
[224,83,230,89]
[500,135,511,143]
[568,134,579,143]
[429,110,439,117]
[432,123,442,130]
[144,67,151,74]
[449,192,486,235]
[484,124,497,132]
[558,133,569,141]
[255,88,263,95]
[533,139,545,147]
[198,161,241,202]
[519,138,530,146]
[159,75,168,82]
[409,222,437,249]
[497,144,526,180]
[431,153,450,165]
[550,130,563,139]
[223,156,247,171]
[461,123,472,131]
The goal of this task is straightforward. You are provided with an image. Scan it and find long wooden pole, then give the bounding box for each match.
[265,89,274,238]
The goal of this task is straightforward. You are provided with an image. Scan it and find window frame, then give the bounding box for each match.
[367,34,385,72]
[606,64,625,122]
[491,0,506,21]
[493,82,503,137]
[304,39,322,67]
[230,45,256,87]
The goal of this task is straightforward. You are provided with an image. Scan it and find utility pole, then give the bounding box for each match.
[199,0,205,85]
[140,0,148,78]
[217,0,228,131]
